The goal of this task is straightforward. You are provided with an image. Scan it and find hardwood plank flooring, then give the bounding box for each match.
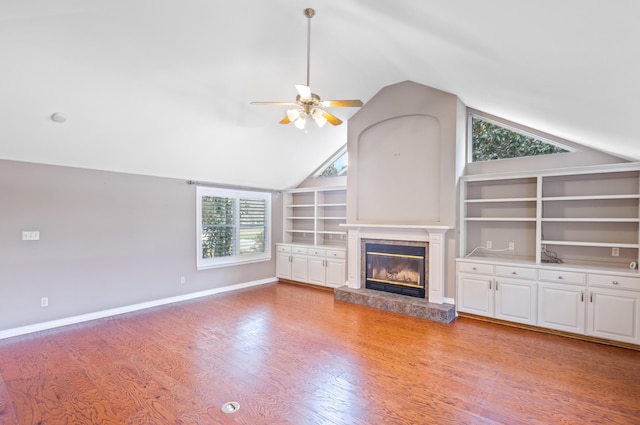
[0,281,639,424]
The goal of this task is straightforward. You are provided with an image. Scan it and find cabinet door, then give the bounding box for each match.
[494,278,537,325]
[538,282,586,334]
[307,256,326,285]
[587,287,640,344]
[276,252,291,279]
[457,273,493,317]
[326,258,346,288]
[291,255,308,282]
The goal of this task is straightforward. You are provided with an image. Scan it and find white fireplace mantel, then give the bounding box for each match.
[341,224,453,304]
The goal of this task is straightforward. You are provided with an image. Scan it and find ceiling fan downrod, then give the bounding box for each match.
[304,8,315,88]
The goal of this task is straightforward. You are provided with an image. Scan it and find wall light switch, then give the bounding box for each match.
[22,231,40,241]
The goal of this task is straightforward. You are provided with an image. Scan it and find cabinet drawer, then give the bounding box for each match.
[589,274,640,291]
[457,261,493,275]
[276,245,291,253]
[292,246,308,255]
[538,269,585,285]
[308,248,326,257]
[326,249,346,259]
[495,265,537,280]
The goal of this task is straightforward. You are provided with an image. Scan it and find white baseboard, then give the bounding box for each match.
[444,297,455,305]
[0,277,277,340]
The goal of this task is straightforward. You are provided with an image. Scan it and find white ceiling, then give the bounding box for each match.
[1,1,638,190]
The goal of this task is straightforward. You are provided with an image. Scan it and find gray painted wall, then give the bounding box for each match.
[0,159,279,332]
[347,81,462,227]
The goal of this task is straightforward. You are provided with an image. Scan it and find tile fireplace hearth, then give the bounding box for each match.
[334,285,455,323]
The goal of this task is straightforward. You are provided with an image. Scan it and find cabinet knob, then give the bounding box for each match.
[612,281,619,285]
[558,276,564,280]
[512,271,517,275]
[472,267,477,271]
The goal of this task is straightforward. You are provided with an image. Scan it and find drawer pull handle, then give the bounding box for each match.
[581,291,584,302]
[590,292,593,303]
[612,281,619,285]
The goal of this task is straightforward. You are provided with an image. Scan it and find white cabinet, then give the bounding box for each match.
[276,246,292,280]
[307,249,326,285]
[587,274,640,344]
[494,277,537,325]
[537,281,586,334]
[457,273,493,316]
[307,248,346,288]
[276,243,346,288]
[537,269,587,334]
[536,271,640,344]
[326,255,347,288]
[276,244,309,281]
[291,254,308,282]
[457,262,537,325]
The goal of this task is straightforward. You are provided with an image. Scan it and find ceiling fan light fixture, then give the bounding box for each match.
[294,114,307,129]
[296,84,312,101]
[287,109,301,122]
[311,108,327,128]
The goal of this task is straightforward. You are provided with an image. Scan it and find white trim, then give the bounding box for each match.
[462,161,640,182]
[443,297,455,305]
[0,277,277,340]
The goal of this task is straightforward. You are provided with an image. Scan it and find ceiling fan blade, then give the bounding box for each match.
[321,99,364,108]
[321,110,343,126]
[296,84,312,100]
[279,116,292,124]
[251,101,299,106]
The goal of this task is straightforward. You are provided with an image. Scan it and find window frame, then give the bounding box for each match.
[468,112,576,164]
[196,186,271,270]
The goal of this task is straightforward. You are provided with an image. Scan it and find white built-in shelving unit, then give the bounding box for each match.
[283,186,347,248]
[460,164,640,269]
[278,186,347,288]
[457,163,640,347]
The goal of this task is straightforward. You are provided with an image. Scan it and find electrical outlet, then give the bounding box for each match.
[486,241,492,249]
[41,297,49,307]
[180,276,186,284]
[509,242,515,250]
[612,247,619,257]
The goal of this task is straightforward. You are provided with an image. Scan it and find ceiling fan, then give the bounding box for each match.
[251,8,363,129]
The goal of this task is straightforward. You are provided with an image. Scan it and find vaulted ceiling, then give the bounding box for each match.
[1,1,638,190]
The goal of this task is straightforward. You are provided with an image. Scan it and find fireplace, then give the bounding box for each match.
[363,240,428,298]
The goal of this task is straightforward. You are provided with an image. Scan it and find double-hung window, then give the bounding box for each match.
[196,186,271,270]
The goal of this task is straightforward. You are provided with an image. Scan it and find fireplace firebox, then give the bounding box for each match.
[365,242,426,298]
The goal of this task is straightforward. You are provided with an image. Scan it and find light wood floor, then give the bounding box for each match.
[0,282,639,424]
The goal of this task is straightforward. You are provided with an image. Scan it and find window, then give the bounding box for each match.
[314,148,348,178]
[470,114,571,162]
[196,186,271,270]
